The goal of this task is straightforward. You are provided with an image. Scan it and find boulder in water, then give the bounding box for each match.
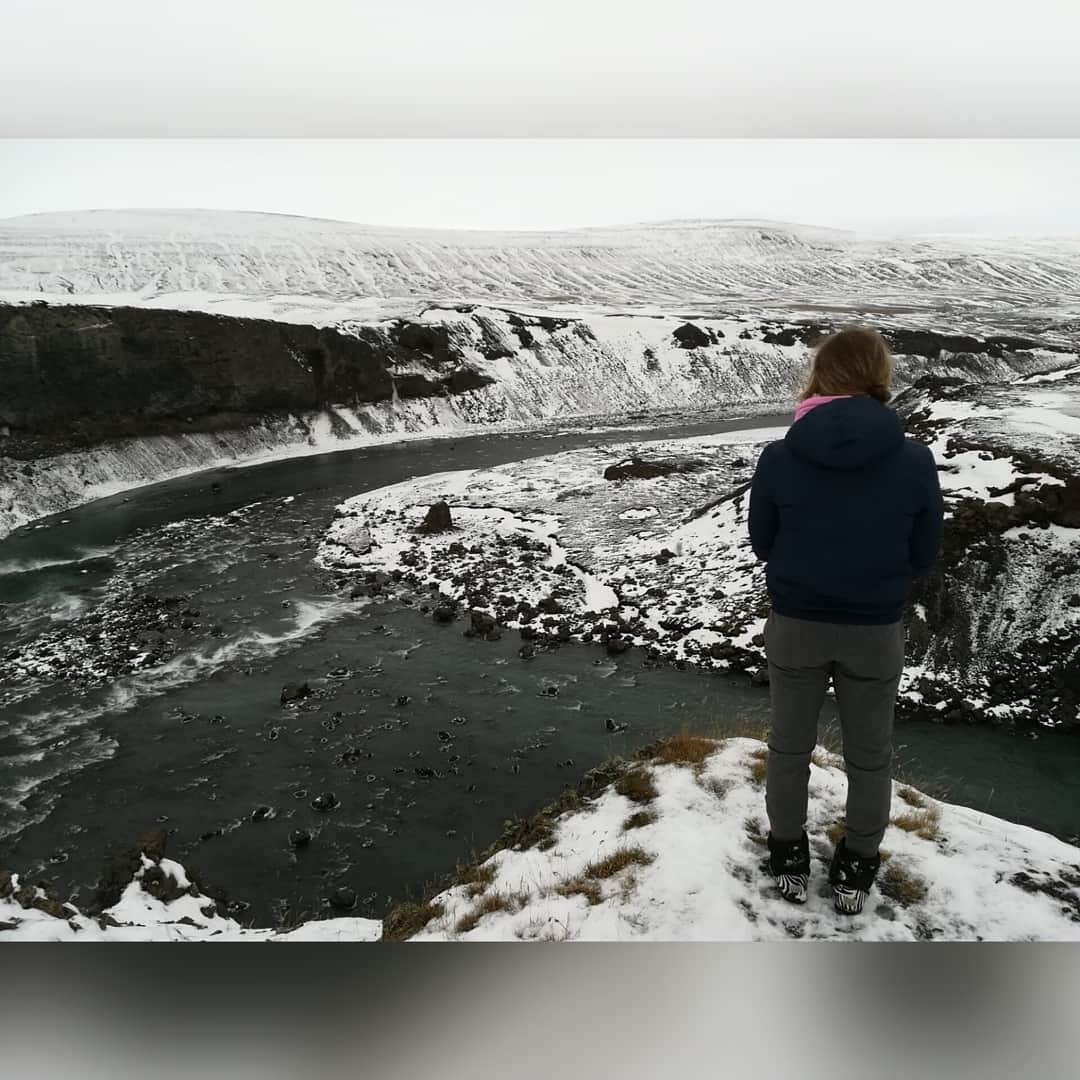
[310,792,339,813]
[280,682,311,705]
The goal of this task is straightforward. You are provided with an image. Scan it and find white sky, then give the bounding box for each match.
[2,139,1080,236]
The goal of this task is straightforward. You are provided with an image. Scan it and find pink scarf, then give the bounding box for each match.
[794,394,850,423]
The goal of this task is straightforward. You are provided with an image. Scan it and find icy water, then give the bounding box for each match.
[2,413,1079,927]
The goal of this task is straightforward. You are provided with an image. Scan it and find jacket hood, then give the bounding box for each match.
[784,395,904,471]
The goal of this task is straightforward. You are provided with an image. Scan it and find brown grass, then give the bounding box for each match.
[556,877,603,906]
[898,787,927,809]
[892,805,941,841]
[454,859,497,897]
[748,748,769,786]
[454,890,529,934]
[584,846,655,880]
[614,769,659,804]
[381,900,445,942]
[826,820,846,847]
[623,809,659,832]
[879,863,929,907]
[651,732,719,766]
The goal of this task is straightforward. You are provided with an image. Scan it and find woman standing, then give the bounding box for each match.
[748,327,944,915]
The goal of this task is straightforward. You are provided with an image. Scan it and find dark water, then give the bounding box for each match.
[2,412,1079,926]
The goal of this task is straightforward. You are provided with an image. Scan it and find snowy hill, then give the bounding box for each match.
[2,209,1080,329]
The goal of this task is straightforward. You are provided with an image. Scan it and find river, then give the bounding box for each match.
[2,411,1078,927]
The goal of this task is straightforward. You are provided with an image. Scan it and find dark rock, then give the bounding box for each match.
[250,805,274,822]
[433,605,456,624]
[604,458,690,481]
[470,609,497,635]
[329,886,357,911]
[419,501,453,533]
[280,682,311,705]
[310,792,340,813]
[672,322,714,349]
[750,667,770,688]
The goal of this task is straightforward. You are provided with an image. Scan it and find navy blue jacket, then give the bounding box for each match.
[748,396,944,624]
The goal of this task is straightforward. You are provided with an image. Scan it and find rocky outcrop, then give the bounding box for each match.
[894,376,1080,729]
[0,303,495,459]
[2,300,1076,539]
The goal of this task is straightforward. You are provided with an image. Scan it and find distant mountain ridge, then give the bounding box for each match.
[1,209,1078,330]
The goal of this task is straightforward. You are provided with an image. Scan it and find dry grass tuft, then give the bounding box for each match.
[455,860,497,898]
[614,769,659,804]
[826,820,846,847]
[623,809,659,832]
[892,805,941,841]
[748,747,769,786]
[382,901,445,942]
[898,787,927,809]
[584,846,655,880]
[454,890,529,934]
[556,877,603,906]
[878,862,929,907]
[651,732,719,767]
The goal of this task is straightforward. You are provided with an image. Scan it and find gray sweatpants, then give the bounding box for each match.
[764,610,905,857]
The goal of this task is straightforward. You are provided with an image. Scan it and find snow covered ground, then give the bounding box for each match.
[318,425,778,671]
[404,737,1080,941]
[0,849,381,942]
[318,385,1080,728]
[5,736,1077,941]
[3,209,1080,333]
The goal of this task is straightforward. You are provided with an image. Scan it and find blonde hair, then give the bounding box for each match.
[801,326,893,403]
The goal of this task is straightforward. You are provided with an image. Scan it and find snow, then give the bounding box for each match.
[318,425,783,672]
[407,738,1080,941]
[5,735,1077,942]
[3,209,1080,331]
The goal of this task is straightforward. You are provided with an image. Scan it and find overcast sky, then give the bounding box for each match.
[2,139,1080,236]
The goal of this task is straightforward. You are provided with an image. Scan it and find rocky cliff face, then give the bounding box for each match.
[0,302,497,458]
[895,373,1080,728]
[1,299,1075,538]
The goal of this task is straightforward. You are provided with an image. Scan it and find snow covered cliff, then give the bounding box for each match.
[2,299,1073,538]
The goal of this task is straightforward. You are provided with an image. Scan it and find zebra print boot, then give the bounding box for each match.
[828,838,881,916]
[767,830,810,904]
